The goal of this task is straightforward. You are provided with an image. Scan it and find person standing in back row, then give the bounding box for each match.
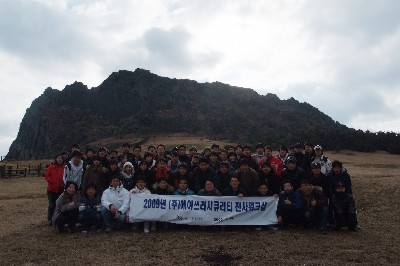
[45,154,65,225]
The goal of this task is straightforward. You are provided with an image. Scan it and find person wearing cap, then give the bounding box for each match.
[311,145,332,175]
[258,146,283,177]
[52,181,81,233]
[309,162,332,200]
[211,143,220,154]
[63,151,85,190]
[82,156,106,194]
[331,182,357,231]
[189,153,200,173]
[119,162,135,191]
[78,184,102,233]
[278,145,289,165]
[189,146,198,157]
[202,146,212,158]
[101,175,130,232]
[233,159,260,196]
[193,157,216,193]
[297,180,329,234]
[281,156,306,191]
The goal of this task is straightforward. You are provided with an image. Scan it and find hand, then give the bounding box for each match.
[110,205,117,213]
[284,199,292,205]
[238,193,244,197]
[114,211,121,219]
[68,202,75,208]
[101,167,108,173]
[273,194,279,198]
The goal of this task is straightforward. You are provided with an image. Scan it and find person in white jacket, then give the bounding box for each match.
[311,145,332,175]
[129,176,153,233]
[101,175,130,232]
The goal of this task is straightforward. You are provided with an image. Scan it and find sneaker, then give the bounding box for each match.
[105,228,112,233]
[48,220,53,226]
[267,225,278,231]
[82,230,88,234]
[144,228,150,234]
[321,229,327,235]
[255,227,262,231]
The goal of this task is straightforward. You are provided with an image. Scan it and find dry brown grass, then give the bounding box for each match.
[0,150,399,265]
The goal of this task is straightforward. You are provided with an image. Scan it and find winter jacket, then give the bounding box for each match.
[52,192,81,224]
[233,168,260,196]
[311,155,332,175]
[192,167,216,193]
[101,185,130,214]
[63,160,85,189]
[222,186,247,196]
[258,169,280,195]
[328,170,353,195]
[197,188,222,196]
[120,172,135,191]
[297,185,328,210]
[277,190,302,212]
[79,194,101,217]
[309,173,332,199]
[281,167,306,191]
[45,163,65,193]
[82,166,105,193]
[258,156,284,177]
[173,188,195,196]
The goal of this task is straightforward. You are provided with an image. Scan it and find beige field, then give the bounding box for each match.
[0,149,399,265]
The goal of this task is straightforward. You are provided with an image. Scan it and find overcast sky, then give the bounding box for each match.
[1,0,400,156]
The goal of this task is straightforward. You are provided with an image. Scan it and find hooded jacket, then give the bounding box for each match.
[63,160,85,189]
[45,163,65,193]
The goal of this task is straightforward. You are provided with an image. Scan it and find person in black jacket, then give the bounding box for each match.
[222,176,247,196]
[258,161,280,196]
[281,156,306,191]
[331,182,357,232]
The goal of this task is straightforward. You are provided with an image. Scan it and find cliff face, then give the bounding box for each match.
[6,68,400,159]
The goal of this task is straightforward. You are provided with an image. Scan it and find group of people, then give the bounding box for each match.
[45,142,358,234]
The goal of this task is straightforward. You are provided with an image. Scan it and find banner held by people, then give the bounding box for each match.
[129,194,278,226]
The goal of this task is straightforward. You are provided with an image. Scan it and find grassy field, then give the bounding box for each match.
[0,150,399,265]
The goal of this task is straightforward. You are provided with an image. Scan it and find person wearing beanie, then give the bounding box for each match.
[52,181,81,233]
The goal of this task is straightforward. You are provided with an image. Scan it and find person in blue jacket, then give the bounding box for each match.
[277,180,303,227]
[78,183,102,233]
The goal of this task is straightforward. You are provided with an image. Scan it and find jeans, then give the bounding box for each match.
[78,210,102,229]
[101,207,126,230]
[304,206,329,230]
[47,192,61,222]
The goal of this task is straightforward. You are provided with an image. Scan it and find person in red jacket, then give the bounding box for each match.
[258,146,283,177]
[45,154,65,225]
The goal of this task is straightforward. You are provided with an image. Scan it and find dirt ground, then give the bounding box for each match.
[0,151,399,265]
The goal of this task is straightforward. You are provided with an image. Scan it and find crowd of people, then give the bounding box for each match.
[45,142,358,234]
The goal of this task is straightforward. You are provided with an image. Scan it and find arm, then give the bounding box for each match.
[118,190,131,214]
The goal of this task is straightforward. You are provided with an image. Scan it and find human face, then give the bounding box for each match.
[157,145,165,155]
[86,150,94,158]
[158,161,166,169]
[158,181,167,189]
[145,155,153,163]
[315,149,322,156]
[110,164,118,172]
[219,164,228,173]
[334,166,342,175]
[140,163,147,171]
[124,165,133,174]
[229,155,236,162]
[136,180,146,190]
[265,149,272,158]
[178,167,187,176]
[205,181,214,191]
[235,147,242,155]
[210,155,218,162]
[72,156,81,166]
[287,162,296,170]
[283,182,293,193]
[256,147,264,155]
[262,165,272,174]
[336,186,345,193]
[111,178,120,188]
[171,155,178,163]
[242,148,251,156]
[93,159,101,166]
[258,185,268,195]
[240,164,250,172]
[230,177,240,189]
[148,147,156,154]
[312,167,321,176]
[179,180,188,190]
[66,184,76,195]
[133,148,141,157]
[220,152,228,161]
[199,162,209,171]
[98,150,106,158]
[279,150,287,157]
[56,156,63,165]
[122,145,130,153]
[86,187,96,197]
[179,147,186,156]
[305,145,313,154]
[110,151,117,158]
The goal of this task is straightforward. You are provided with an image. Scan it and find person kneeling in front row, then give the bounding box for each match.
[101,176,130,233]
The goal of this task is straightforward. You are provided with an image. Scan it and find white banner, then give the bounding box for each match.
[128,194,278,226]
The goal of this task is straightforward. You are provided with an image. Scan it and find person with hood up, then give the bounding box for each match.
[120,162,135,191]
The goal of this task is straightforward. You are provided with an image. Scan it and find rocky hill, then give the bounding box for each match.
[6,68,400,159]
